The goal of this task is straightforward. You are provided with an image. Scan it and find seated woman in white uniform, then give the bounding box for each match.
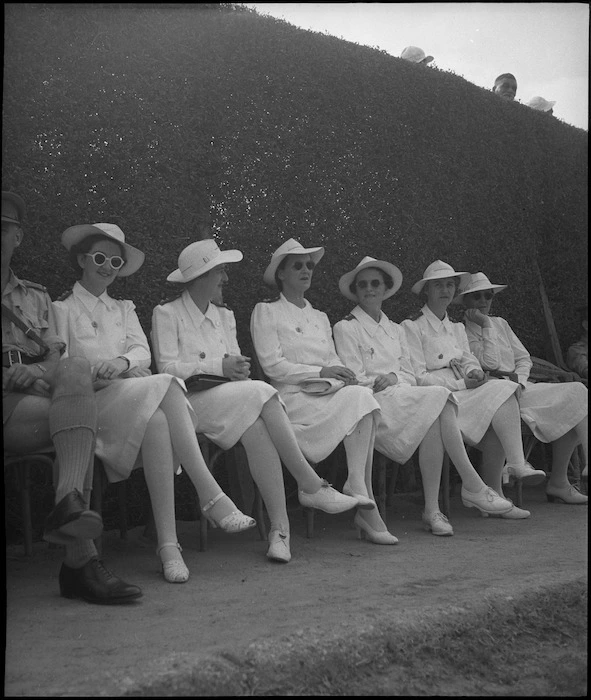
[401,260,546,520]
[53,223,255,585]
[250,239,397,545]
[458,272,588,505]
[151,240,358,564]
[333,257,513,536]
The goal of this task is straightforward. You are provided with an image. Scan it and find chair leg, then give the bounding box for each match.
[304,507,314,538]
[18,462,33,557]
[387,461,400,507]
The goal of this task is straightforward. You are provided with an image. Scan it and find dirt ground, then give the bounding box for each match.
[4,481,588,697]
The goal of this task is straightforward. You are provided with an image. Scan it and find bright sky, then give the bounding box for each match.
[245,2,589,130]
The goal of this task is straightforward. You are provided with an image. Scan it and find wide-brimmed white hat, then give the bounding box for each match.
[61,223,145,277]
[167,239,243,283]
[526,96,556,112]
[263,238,325,287]
[338,256,403,302]
[454,272,507,304]
[400,46,433,64]
[411,260,471,295]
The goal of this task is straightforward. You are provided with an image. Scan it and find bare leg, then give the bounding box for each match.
[240,418,290,534]
[490,396,526,467]
[438,403,487,493]
[418,419,444,516]
[547,429,580,489]
[259,397,323,493]
[345,415,390,532]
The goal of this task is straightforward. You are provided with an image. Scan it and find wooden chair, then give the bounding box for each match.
[141,434,266,551]
[4,446,56,556]
[4,448,127,555]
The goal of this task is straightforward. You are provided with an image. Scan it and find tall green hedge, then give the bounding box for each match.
[3,4,587,359]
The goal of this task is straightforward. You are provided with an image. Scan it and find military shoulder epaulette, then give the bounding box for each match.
[342,313,356,322]
[55,288,73,302]
[261,295,281,304]
[21,279,47,292]
[159,292,183,305]
[212,300,230,309]
[406,311,423,322]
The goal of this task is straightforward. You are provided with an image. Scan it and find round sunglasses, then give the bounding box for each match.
[290,261,316,271]
[85,252,126,270]
[356,279,383,289]
[467,291,494,301]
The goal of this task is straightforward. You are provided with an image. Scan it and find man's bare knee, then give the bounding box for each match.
[53,356,93,395]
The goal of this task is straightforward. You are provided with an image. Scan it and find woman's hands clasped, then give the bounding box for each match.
[373,373,398,393]
[222,354,251,381]
[320,365,358,385]
[464,367,488,389]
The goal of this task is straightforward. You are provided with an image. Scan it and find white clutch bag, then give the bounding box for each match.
[299,378,345,396]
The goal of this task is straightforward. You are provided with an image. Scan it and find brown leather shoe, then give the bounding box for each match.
[59,558,143,604]
[43,489,103,544]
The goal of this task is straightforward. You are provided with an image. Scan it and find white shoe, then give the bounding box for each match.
[354,512,399,545]
[481,503,531,519]
[157,542,190,583]
[505,462,546,487]
[461,485,513,514]
[546,483,588,505]
[298,480,358,514]
[422,511,454,536]
[266,530,291,563]
[342,479,376,510]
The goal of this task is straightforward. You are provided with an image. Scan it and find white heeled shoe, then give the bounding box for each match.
[461,485,513,514]
[481,502,531,519]
[201,492,256,533]
[342,480,376,510]
[354,512,398,545]
[266,530,291,563]
[546,483,588,505]
[157,542,189,583]
[298,479,358,514]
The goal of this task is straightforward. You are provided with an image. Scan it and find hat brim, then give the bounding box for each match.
[422,55,434,64]
[263,246,325,287]
[338,260,403,302]
[453,282,507,304]
[2,191,26,224]
[61,224,145,277]
[411,271,471,295]
[167,249,243,283]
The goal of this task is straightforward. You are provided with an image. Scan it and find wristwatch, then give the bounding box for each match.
[118,356,131,370]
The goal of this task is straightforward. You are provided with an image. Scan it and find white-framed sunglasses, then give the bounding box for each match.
[85,252,126,270]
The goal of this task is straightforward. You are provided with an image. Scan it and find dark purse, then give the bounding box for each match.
[184,373,231,392]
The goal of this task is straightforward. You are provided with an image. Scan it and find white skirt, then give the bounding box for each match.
[187,379,278,450]
[277,384,380,464]
[374,384,455,464]
[519,381,587,442]
[94,374,192,482]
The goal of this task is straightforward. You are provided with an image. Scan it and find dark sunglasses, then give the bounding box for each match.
[291,260,315,271]
[356,279,383,289]
[85,252,126,270]
[468,291,494,301]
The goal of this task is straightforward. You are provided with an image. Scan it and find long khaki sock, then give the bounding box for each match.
[49,394,97,503]
[63,539,98,569]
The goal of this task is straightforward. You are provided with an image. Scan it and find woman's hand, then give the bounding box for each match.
[464,368,487,388]
[93,358,129,381]
[320,365,358,385]
[222,355,251,381]
[373,373,398,393]
[123,367,152,378]
[464,309,492,328]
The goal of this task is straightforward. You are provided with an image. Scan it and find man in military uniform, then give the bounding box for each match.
[3,191,141,604]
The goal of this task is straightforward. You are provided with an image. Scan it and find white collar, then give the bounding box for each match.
[351,305,396,339]
[182,289,220,327]
[73,281,114,311]
[421,304,454,332]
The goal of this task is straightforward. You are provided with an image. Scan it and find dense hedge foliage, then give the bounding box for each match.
[3,4,587,541]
